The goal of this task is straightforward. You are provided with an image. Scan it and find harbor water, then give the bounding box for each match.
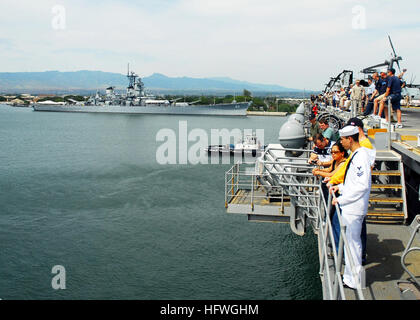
[0,105,321,300]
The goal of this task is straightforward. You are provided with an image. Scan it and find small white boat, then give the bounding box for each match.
[205,134,265,156]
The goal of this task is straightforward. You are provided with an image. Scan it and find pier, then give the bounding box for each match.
[246,111,288,116]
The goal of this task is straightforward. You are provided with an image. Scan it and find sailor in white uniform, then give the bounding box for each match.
[330,125,372,289]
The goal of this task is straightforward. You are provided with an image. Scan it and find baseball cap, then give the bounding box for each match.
[346,117,364,129]
[339,125,359,137]
[309,113,316,120]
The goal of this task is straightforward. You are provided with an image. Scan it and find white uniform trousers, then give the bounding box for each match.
[341,213,365,289]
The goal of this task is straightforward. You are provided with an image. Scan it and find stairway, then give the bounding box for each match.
[367,150,408,224]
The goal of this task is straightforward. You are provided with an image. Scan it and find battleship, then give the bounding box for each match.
[33,67,251,116]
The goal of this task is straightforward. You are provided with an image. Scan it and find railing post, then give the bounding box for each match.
[231,172,234,197]
[319,186,329,277]
[388,97,392,151]
[325,191,332,223]
[251,174,254,211]
[335,204,345,273]
[236,163,240,193]
[225,171,228,208]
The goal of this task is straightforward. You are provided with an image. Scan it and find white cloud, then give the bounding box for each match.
[0,0,419,90]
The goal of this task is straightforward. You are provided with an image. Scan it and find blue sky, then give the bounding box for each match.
[1,0,419,90]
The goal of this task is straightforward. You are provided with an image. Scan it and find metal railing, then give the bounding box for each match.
[401,215,420,287]
[387,97,392,151]
[317,189,366,300]
[224,148,321,215]
[224,162,287,210]
[224,145,367,300]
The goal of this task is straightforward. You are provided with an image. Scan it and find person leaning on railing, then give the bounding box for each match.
[325,117,376,265]
[325,118,375,186]
[308,133,334,164]
[312,140,348,179]
[313,141,349,253]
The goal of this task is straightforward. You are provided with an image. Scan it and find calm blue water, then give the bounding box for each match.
[0,105,321,300]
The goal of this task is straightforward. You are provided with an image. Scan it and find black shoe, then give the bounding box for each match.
[343,283,355,290]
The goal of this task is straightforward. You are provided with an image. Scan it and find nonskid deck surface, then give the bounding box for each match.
[340,223,420,300]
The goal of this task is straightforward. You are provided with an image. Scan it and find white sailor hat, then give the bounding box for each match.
[339,125,359,137]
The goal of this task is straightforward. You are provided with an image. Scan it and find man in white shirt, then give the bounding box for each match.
[330,125,372,289]
[363,78,376,116]
[365,78,376,96]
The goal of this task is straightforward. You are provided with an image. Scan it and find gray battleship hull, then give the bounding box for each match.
[33,102,251,116]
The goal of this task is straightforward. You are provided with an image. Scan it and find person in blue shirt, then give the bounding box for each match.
[371,70,389,118]
[319,119,340,142]
[378,68,403,128]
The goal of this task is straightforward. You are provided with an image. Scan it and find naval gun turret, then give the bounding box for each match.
[278,115,306,149]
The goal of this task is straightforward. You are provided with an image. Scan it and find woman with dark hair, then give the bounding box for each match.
[312,140,349,257]
[312,140,348,179]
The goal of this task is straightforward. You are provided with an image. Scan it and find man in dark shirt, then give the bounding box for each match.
[379,68,403,128]
[308,133,334,164]
[372,70,388,118]
[308,113,321,142]
[401,80,406,88]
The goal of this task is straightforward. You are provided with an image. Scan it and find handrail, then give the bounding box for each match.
[265,147,314,153]
[224,151,366,300]
[401,215,420,287]
[387,97,392,151]
[318,188,365,300]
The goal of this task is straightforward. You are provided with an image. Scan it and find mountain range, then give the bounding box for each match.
[0,71,303,94]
